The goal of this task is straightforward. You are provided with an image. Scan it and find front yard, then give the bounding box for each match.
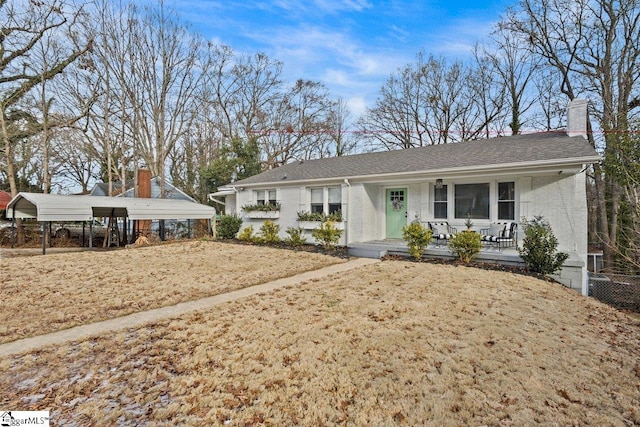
[0,241,344,344]
[0,242,639,425]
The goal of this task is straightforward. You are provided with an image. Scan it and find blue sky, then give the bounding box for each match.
[173,0,518,117]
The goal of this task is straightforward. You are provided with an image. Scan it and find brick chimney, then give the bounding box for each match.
[136,167,152,238]
[567,99,589,139]
[138,167,152,198]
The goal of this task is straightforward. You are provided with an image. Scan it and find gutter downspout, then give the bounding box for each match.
[232,186,240,215]
[344,178,351,247]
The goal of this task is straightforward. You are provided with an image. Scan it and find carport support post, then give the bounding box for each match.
[10,217,15,248]
[89,221,93,249]
[41,222,47,255]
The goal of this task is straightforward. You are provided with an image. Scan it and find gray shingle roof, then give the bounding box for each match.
[235,132,600,186]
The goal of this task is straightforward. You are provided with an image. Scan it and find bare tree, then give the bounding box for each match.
[123,1,212,197]
[358,53,493,150]
[480,26,540,136]
[0,0,90,198]
[502,0,640,270]
[51,127,100,193]
[261,79,334,168]
[531,70,565,131]
[326,98,356,156]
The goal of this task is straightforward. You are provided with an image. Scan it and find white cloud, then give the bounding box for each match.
[346,96,367,118]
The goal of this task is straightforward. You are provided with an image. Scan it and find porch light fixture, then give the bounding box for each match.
[435,179,443,189]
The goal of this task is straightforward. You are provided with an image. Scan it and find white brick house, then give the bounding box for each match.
[212,100,599,293]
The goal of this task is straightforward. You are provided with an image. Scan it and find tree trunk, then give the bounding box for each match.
[0,111,25,244]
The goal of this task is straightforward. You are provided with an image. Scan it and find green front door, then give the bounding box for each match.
[386,188,407,238]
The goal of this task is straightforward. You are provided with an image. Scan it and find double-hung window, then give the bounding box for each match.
[433,185,448,219]
[454,183,490,219]
[498,182,515,220]
[309,187,342,214]
[255,189,277,206]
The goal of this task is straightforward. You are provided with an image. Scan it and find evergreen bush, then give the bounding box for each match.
[311,221,343,251]
[402,222,432,260]
[518,216,569,275]
[285,226,307,247]
[257,220,281,244]
[237,225,255,242]
[217,214,243,239]
[449,230,482,263]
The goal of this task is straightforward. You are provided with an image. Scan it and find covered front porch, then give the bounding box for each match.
[348,238,524,267]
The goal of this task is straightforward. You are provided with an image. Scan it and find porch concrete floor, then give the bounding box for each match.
[348,239,525,267]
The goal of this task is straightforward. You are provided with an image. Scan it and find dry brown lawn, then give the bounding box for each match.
[1,251,639,426]
[0,241,344,344]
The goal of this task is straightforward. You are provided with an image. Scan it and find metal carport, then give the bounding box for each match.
[6,192,216,253]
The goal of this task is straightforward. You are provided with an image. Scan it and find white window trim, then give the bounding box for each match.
[431,180,517,223]
[254,189,279,206]
[307,186,342,215]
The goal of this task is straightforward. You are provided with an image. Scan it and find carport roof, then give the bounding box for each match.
[6,192,216,221]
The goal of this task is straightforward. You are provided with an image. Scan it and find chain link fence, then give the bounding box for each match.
[589,273,640,312]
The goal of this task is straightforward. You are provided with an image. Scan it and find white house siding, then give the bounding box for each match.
[224,195,237,215]
[526,172,589,292]
[349,184,381,243]
[406,183,423,225]
[528,173,587,256]
[235,184,349,246]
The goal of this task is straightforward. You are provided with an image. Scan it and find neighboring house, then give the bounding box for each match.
[89,176,196,202]
[88,169,199,240]
[211,99,600,292]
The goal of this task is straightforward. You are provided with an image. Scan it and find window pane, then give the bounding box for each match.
[268,190,277,203]
[498,201,515,220]
[328,187,341,203]
[434,185,447,202]
[454,183,489,219]
[434,203,447,219]
[328,203,341,214]
[255,190,265,205]
[311,204,324,214]
[311,188,323,204]
[498,182,514,201]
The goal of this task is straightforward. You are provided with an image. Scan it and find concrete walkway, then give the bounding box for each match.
[0,257,380,358]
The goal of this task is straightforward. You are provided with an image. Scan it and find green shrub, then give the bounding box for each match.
[257,220,281,244]
[402,222,432,260]
[297,210,342,222]
[217,214,243,239]
[449,230,482,263]
[311,221,343,251]
[241,202,281,212]
[237,225,255,242]
[285,226,307,247]
[518,216,569,275]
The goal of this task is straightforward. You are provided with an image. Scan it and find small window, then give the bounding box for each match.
[310,188,323,214]
[434,185,447,219]
[328,187,341,214]
[455,183,490,219]
[255,189,277,206]
[498,182,515,220]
